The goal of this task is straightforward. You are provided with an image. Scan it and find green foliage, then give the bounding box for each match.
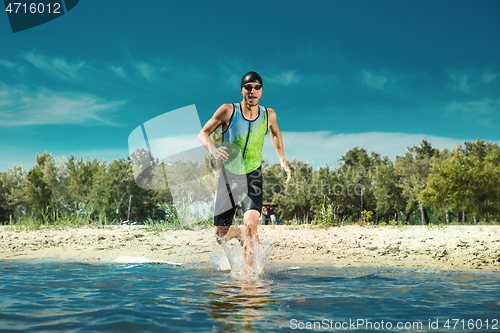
[263,159,316,220]
[144,200,213,232]
[334,148,377,220]
[0,166,27,222]
[422,139,500,220]
[25,153,54,218]
[372,161,404,221]
[386,219,404,227]
[7,207,109,231]
[315,196,338,226]
[361,210,373,223]
[395,139,439,225]
[66,155,102,212]
[89,158,134,221]
[3,139,500,227]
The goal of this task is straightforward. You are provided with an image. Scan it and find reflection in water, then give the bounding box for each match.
[206,231,282,331]
[206,278,278,332]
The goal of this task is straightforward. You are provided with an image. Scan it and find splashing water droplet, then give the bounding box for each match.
[209,233,273,281]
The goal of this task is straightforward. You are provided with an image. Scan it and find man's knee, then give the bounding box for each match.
[243,209,261,223]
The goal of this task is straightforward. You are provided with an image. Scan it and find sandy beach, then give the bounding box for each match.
[1,225,499,272]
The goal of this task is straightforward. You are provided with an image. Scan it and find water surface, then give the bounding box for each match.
[1,259,499,332]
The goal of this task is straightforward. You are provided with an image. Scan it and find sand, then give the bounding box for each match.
[1,224,499,272]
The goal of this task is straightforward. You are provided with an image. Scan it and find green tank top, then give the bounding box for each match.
[222,103,268,175]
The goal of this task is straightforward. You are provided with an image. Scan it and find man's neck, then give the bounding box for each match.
[241,101,259,114]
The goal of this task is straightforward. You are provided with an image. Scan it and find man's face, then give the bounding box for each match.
[241,82,262,106]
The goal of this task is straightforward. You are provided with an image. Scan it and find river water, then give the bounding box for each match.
[1,254,499,332]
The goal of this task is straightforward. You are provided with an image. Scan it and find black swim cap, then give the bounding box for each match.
[241,71,263,90]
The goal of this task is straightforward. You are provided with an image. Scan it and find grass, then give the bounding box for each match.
[2,215,214,233]
[4,213,111,232]
[3,199,216,232]
[3,204,500,233]
[143,216,213,233]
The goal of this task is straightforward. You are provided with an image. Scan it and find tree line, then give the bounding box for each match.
[1,139,499,225]
[262,138,500,224]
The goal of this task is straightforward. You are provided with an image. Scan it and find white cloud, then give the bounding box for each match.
[265,71,301,86]
[131,58,208,84]
[446,98,500,116]
[262,131,483,168]
[446,98,500,127]
[483,71,499,83]
[135,62,155,81]
[111,65,126,78]
[0,83,125,126]
[362,71,388,90]
[0,60,15,69]
[450,74,471,93]
[23,52,88,80]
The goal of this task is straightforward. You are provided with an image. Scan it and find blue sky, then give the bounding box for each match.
[1,0,500,171]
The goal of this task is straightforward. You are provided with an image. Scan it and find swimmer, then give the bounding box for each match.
[198,71,291,271]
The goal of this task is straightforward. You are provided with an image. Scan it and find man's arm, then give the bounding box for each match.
[198,104,232,162]
[267,108,291,184]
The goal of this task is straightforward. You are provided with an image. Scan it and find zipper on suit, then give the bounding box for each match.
[241,121,251,162]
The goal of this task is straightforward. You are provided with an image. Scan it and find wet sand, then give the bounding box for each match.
[1,225,499,272]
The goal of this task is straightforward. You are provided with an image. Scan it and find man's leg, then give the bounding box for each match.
[240,209,261,268]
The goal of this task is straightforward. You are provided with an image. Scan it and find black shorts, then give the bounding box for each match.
[213,166,263,226]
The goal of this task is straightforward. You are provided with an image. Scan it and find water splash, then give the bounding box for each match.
[209,234,273,281]
[209,242,232,271]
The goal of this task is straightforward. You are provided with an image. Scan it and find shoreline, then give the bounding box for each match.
[1,225,499,272]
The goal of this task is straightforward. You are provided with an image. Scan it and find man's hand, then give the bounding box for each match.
[212,146,229,162]
[281,160,291,184]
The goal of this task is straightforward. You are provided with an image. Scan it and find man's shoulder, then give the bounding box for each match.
[214,103,234,119]
[223,103,235,108]
[266,107,277,122]
[219,103,234,111]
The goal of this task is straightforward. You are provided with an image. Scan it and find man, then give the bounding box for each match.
[198,71,291,268]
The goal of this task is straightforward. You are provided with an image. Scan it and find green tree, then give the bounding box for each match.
[372,159,405,222]
[89,158,136,223]
[263,159,314,221]
[422,139,500,221]
[0,173,7,222]
[333,147,378,222]
[66,155,102,213]
[25,153,56,219]
[395,139,439,225]
[0,166,28,223]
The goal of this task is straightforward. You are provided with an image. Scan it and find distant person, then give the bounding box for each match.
[198,71,291,269]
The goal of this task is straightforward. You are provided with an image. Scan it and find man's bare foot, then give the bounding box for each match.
[223,225,245,246]
[242,236,260,271]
